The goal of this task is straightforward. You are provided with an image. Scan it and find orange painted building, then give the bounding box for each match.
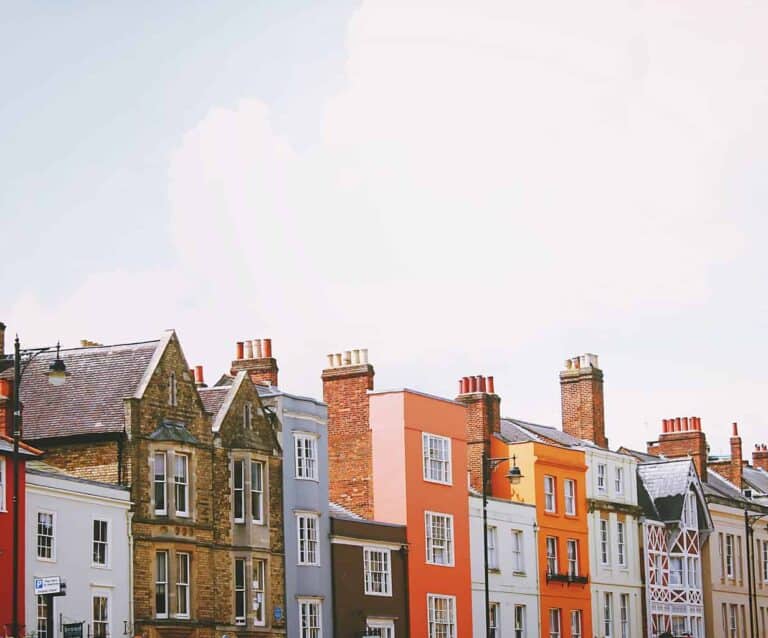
[491,431,592,638]
[322,353,472,637]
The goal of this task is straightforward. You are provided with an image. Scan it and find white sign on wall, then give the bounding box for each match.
[34,576,61,595]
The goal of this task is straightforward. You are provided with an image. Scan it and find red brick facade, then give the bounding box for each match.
[753,444,768,471]
[322,362,374,519]
[648,417,708,480]
[455,376,500,492]
[559,354,607,448]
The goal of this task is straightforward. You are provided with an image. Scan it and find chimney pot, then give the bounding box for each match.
[244,340,253,359]
[263,338,272,358]
[675,417,681,432]
[487,376,495,394]
[361,349,369,364]
[326,354,335,368]
[683,417,689,431]
[732,422,739,437]
[236,341,244,360]
[334,353,342,367]
[479,376,487,393]
[763,444,767,451]
[352,349,360,365]
[195,365,204,385]
[344,350,352,366]
[469,376,477,392]
[462,377,470,394]
[565,359,572,370]
[573,357,581,369]
[253,339,263,359]
[662,419,668,433]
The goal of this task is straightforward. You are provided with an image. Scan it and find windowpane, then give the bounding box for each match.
[37,512,54,559]
[549,609,561,638]
[423,433,451,484]
[487,526,498,569]
[174,454,189,515]
[489,603,500,638]
[92,596,109,638]
[546,537,558,575]
[234,460,245,521]
[364,548,392,595]
[299,599,322,638]
[620,594,630,638]
[251,461,264,523]
[155,551,168,618]
[514,605,526,638]
[571,610,582,638]
[617,521,626,566]
[597,464,607,491]
[600,519,610,565]
[604,593,613,637]
[295,435,318,480]
[544,476,556,512]
[426,512,454,565]
[297,513,319,565]
[93,520,108,566]
[253,559,266,625]
[511,530,524,572]
[154,453,166,514]
[564,479,576,515]
[567,539,578,576]
[234,559,246,625]
[37,595,48,638]
[176,553,190,617]
[615,467,624,494]
[428,595,456,638]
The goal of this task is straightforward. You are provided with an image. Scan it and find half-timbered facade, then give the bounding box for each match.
[637,459,712,638]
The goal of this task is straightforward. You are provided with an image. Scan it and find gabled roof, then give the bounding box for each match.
[205,371,247,433]
[508,418,586,447]
[743,466,768,495]
[198,385,229,417]
[618,446,661,463]
[6,339,161,441]
[705,468,749,504]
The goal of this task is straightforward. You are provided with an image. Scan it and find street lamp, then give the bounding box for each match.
[469,440,523,638]
[8,335,68,638]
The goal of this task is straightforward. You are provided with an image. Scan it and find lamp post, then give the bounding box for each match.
[469,440,523,638]
[744,508,767,638]
[8,336,67,638]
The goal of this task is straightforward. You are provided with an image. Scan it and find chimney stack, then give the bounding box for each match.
[753,444,768,472]
[322,348,375,519]
[194,365,206,388]
[560,353,607,448]
[729,422,743,488]
[0,322,5,357]
[0,378,11,436]
[230,337,279,387]
[456,374,501,491]
[647,416,708,480]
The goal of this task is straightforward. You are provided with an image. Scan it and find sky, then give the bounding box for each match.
[3,0,768,456]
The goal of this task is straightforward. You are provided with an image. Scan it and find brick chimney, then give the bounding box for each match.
[322,349,375,519]
[456,375,501,491]
[193,365,206,388]
[729,422,743,488]
[230,338,279,386]
[560,353,607,448]
[0,321,5,357]
[753,444,768,472]
[647,416,708,480]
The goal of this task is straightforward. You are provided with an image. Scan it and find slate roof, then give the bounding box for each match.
[744,466,768,495]
[198,386,229,416]
[148,421,199,444]
[5,340,160,441]
[618,447,661,463]
[498,418,538,444]
[329,501,364,521]
[704,468,748,503]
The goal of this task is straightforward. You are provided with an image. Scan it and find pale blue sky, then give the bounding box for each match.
[3,1,768,456]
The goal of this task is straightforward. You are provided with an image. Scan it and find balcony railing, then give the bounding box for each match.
[546,571,589,585]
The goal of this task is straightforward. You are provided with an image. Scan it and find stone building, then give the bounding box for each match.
[11,331,286,638]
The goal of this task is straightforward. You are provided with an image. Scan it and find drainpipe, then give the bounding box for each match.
[401,544,411,638]
[533,521,541,638]
[127,511,134,637]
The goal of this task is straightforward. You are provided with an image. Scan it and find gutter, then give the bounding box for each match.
[128,510,135,636]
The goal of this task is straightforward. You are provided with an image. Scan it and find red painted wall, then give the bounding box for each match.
[0,452,26,638]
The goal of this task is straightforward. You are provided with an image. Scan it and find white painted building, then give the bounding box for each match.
[581,445,644,638]
[25,462,131,638]
[469,493,539,638]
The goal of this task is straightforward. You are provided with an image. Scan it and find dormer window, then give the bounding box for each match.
[169,372,178,407]
[244,402,252,429]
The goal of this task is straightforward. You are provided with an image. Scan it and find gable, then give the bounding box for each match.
[213,372,279,454]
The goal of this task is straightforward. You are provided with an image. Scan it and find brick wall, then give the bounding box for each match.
[648,419,708,480]
[322,363,374,519]
[560,357,607,448]
[40,439,121,483]
[456,388,500,491]
[753,445,768,471]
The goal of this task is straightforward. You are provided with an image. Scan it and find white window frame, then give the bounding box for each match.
[294,433,319,481]
[297,512,320,566]
[233,459,245,523]
[616,520,626,567]
[92,518,110,568]
[0,457,6,511]
[571,610,582,638]
[546,536,558,575]
[234,558,247,626]
[489,602,500,638]
[615,466,624,495]
[425,511,454,566]
[365,618,395,638]
[620,593,630,638]
[364,546,392,596]
[422,432,452,485]
[174,453,190,517]
[549,608,561,638]
[604,592,614,637]
[298,598,322,638]
[36,595,49,638]
[253,558,266,626]
[511,530,524,573]
[670,556,684,586]
[36,510,56,561]
[487,526,499,569]
[544,475,556,512]
[514,605,526,638]
[251,460,264,524]
[600,519,610,565]
[168,372,177,407]
[564,479,576,515]
[762,541,768,583]
[91,590,110,638]
[427,594,456,638]
[597,463,607,492]
[155,550,169,619]
[567,539,579,577]
[175,552,191,619]
[153,452,167,515]
[725,534,734,578]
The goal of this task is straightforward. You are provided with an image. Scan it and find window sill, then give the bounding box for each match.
[488,568,501,574]
[37,557,56,563]
[295,476,320,483]
[364,591,394,598]
[426,561,456,568]
[512,571,526,577]
[423,477,453,487]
